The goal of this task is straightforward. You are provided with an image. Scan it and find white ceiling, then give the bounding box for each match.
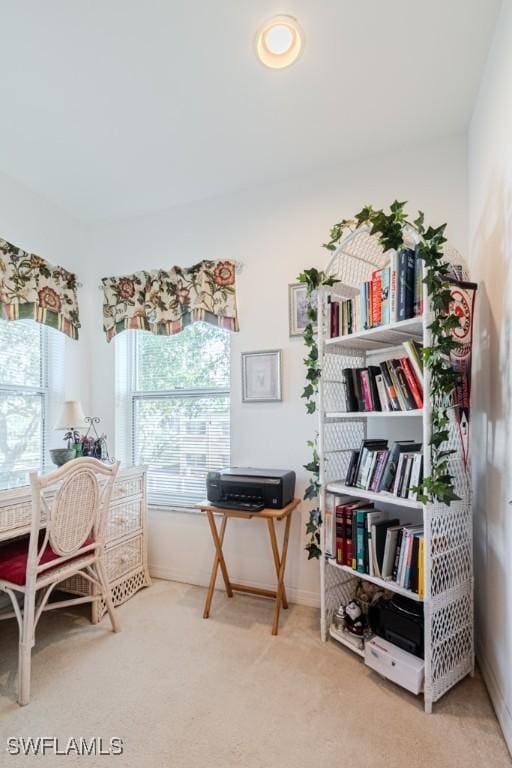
[0,0,500,221]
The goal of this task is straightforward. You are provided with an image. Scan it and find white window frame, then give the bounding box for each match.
[0,321,64,487]
[116,329,231,511]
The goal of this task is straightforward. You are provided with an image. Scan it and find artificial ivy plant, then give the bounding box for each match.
[298,201,462,560]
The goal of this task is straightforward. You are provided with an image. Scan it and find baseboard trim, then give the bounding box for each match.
[149,564,320,609]
[477,647,512,754]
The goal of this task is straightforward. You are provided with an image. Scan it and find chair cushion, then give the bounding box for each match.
[0,535,95,586]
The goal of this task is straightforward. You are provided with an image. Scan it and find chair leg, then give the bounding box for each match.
[18,589,36,706]
[95,559,121,633]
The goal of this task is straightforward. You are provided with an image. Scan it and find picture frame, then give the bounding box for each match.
[241,349,282,402]
[288,283,317,337]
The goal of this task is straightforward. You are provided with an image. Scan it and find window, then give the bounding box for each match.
[0,319,62,490]
[116,323,230,508]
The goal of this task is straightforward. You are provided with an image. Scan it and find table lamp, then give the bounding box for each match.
[54,400,87,451]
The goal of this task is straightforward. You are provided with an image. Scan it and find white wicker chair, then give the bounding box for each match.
[0,457,121,705]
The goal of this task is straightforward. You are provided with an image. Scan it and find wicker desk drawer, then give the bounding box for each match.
[0,501,33,534]
[111,475,143,501]
[106,497,143,543]
[105,537,143,582]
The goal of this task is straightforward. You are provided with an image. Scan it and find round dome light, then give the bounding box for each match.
[256,15,304,69]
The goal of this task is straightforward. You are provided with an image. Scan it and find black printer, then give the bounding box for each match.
[206,468,296,510]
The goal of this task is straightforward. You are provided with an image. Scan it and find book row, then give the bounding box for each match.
[325,494,425,597]
[328,247,424,338]
[345,439,423,500]
[343,340,423,413]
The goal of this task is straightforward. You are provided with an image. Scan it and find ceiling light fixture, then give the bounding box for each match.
[256,15,304,69]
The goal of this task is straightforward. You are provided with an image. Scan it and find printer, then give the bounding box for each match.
[206,467,296,510]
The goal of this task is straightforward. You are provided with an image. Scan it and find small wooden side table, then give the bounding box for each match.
[196,499,300,635]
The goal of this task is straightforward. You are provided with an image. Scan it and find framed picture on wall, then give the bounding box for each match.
[288,283,317,337]
[241,350,282,402]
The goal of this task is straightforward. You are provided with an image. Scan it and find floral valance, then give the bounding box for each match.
[0,238,80,340]
[102,259,239,342]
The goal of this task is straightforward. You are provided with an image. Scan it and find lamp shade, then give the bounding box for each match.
[54,400,87,430]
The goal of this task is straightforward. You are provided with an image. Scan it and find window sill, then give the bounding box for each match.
[148,503,203,516]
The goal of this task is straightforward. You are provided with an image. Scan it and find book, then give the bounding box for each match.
[372,518,400,577]
[352,369,365,411]
[370,269,383,327]
[402,339,424,387]
[344,505,353,566]
[324,495,335,558]
[330,300,340,338]
[400,526,424,587]
[390,359,417,411]
[353,439,388,489]
[400,356,423,409]
[408,452,423,500]
[366,509,387,575]
[410,534,420,592]
[381,525,402,579]
[352,294,360,334]
[326,493,352,558]
[345,450,360,486]
[375,373,390,411]
[360,369,373,411]
[342,368,358,412]
[418,535,425,598]
[340,498,373,568]
[356,509,370,572]
[335,504,345,565]
[391,527,404,581]
[380,441,419,493]
[389,250,398,323]
[379,361,401,410]
[367,366,382,411]
[360,283,368,330]
[381,267,390,325]
[392,453,406,496]
[414,250,424,317]
[399,528,416,587]
[353,294,361,334]
[397,248,416,321]
[370,449,389,492]
[358,450,378,490]
[400,455,414,498]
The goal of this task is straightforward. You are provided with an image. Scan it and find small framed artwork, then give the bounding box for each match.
[241,350,282,402]
[289,283,317,337]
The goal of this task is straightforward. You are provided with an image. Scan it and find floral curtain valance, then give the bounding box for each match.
[0,238,80,340]
[102,260,239,342]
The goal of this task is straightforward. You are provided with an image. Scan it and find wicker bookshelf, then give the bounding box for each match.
[317,227,474,713]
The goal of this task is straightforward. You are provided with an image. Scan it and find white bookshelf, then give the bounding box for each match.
[326,482,423,510]
[325,409,423,419]
[317,226,474,714]
[327,559,423,602]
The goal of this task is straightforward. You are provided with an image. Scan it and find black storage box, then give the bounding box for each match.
[368,594,424,659]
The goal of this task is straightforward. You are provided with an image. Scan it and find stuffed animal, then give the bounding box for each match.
[343,599,366,636]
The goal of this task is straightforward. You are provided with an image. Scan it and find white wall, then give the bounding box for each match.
[0,170,90,446]
[468,0,512,752]
[87,134,467,606]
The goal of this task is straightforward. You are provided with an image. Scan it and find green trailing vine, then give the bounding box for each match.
[298,201,462,560]
[296,269,337,559]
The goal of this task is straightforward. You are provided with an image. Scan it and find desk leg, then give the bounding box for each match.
[203,512,233,620]
[267,518,288,610]
[271,514,292,636]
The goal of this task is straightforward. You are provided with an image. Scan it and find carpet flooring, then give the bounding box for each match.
[0,579,509,768]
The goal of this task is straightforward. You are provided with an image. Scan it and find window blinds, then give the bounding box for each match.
[0,319,64,488]
[115,324,230,508]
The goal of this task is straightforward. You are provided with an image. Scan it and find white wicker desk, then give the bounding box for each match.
[0,465,151,622]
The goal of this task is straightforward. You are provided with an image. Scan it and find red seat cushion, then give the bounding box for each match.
[0,535,95,586]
